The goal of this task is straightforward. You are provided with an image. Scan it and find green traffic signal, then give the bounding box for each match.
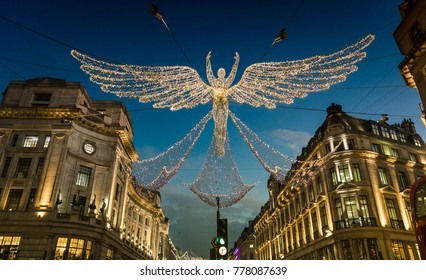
[217,237,225,246]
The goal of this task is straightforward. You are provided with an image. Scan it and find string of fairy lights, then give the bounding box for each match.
[185,133,254,208]
[132,112,212,190]
[71,34,375,208]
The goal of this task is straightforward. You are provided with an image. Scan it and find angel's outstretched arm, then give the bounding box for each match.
[225,52,240,87]
[206,51,216,87]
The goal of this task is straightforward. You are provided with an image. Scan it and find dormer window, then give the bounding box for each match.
[32,93,51,107]
[414,138,422,147]
[371,123,380,135]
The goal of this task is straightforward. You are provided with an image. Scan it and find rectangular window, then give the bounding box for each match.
[11,135,19,147]
[320,204,328,231]
[352,163,362,182]
[389,129,398,140]
[290,201,295,219]
[22,136,38,148]
[338,164,351,183]
[26,188,37,211]
[372,143,381,153]
[405,200,413,228]
[359,195,371,218]
[367,238,380,260]
[312,210,318,239]
[32,93,51,107]
[69,238,85,260]
[353,238,367,259]
[85,240,93,260]
[304,216,310,242]
[5,189,23,211]
[335,199,343,220]
[54,237,92,260]
[347,139,355,150]
[381,127,390,138]
[378,167,389,186]
[106,248,114,260]
[391,148,400,157]
[297,221,303,245]
[371,123,380,135]
[76,166,92,187]
[285,208,290,223]
[316,177,324,195]
[391,240,407,260]
[308,185,315,202]
[301,191,307,208]
[54,237,68,260]
[386,198,402,230]
[330,167,338,185]
[0,236,21,260]
[409,153,418,162]
[1,157,12,178]
[341,240,352,260]
[414,138,422,147]
[35,158,45,179]
[325,144,331,153]
[43,136,51,148]
[398,133,406,143]
[295,197,301,213]
[397,171,409,191]
[344,196,359,220]
[382,145,391,156]
[14,158,32,178]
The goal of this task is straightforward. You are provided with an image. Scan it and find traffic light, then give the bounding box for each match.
[216,218,228,260]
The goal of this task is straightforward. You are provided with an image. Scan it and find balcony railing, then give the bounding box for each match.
[389,219,405,230]
[334,217,377,230]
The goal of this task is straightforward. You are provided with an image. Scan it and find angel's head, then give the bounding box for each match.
[217,68,226,79]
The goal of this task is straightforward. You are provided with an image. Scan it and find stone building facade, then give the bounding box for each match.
[0,77,176,260]
[253,104,425,260]
[394,0,426,114]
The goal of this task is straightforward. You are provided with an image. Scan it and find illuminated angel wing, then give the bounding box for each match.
[228,34,375,108]
[71,50,213,110]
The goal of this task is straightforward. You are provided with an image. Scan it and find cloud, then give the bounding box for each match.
[260,129,312,157]
[160,180,268,259]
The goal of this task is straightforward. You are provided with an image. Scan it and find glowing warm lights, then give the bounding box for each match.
[36,211,46,218]
[132,112,211,190]
[71,34,373,158]
[230,111,342,188]
[71,35,374,207]
[185,133,254,208]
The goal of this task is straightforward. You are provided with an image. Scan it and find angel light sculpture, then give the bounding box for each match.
[71,34,374,158]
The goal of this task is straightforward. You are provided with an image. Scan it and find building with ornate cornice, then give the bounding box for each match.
[253,103,425,260]
[0,77,177,260]
[394,0,426,117]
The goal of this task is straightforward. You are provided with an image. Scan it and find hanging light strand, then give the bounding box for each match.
[132,112,212,190]
[184,132,254,208]
[230,111,342,188]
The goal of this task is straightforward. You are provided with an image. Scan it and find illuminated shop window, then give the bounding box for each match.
[0,236,21,260]
[54,237,93,260]
[106,248,114,260]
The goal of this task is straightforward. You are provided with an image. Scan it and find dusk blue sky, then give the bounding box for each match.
[0,0,423,259]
